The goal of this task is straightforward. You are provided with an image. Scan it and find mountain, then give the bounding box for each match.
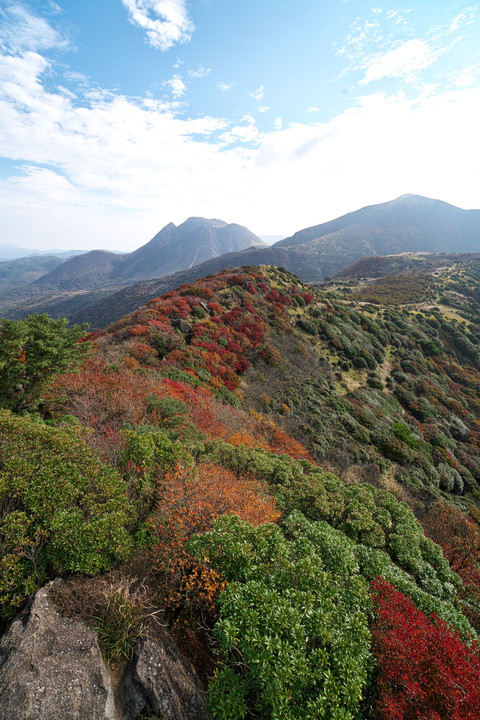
[0,254,65,294]
[271,194,480,279]
[31,217,266,293]
[3,196,480,325]
[0,245,42,260]
[32,250,126,292]
[335,251,480,279]
[117,217,266,281]
[0,245,85,261]
[277,194,480,252]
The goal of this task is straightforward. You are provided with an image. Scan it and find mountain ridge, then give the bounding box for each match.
[31,217,266,293]
[3,194,480,325]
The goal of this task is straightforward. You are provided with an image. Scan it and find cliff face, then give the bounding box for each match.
[0,582,208,720]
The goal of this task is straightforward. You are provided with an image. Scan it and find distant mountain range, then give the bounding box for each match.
[2,195,480,326]
[28,217,266,293]
[0,255,64,295]
[0,245,84,261]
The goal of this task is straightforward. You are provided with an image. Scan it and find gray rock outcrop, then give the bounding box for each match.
[0,583,208,720]
[122,637,209,720]
[0,583,114,720]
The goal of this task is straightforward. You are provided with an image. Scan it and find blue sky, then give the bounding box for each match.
[0,1,479,251]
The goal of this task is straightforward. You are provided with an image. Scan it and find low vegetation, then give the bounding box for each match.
[2,261,480,718]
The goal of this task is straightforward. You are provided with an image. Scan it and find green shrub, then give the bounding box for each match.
[392,421,418,449]
[0,410,134,620]
[189,513,372,720]
[0,314,90,412]
[296,318,318,336]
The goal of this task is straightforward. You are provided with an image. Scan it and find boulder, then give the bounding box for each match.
[171,317,192,336]
[0,582,115,720]
[121,636,208,720]
[0,583,208,720]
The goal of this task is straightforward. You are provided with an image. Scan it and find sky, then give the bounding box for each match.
[0,1,479,252]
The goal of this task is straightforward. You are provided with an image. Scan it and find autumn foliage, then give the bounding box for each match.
[150,462,280,615]
[371,578,480,720]
[422,502,480,631]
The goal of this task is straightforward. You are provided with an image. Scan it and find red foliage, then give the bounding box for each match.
[371,578,480,720]
[301,292,314,305]
[422,502,480,631]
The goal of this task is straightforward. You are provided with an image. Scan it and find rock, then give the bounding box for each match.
[0,582,115,720]
[171,317,192,336]
[121,636,208,720]
[0,583,208,720]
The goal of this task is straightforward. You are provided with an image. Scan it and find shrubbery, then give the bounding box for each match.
[0,410,134,620]
[189,513,372,720]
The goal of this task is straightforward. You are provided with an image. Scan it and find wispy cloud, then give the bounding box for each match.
[217,81,234,92]
[250,84,265,101]
[449,64,480,88]
[449,7,477,32]
[337,6,478,86]
[361,38,437,85]
[0,3,68,53]
[121,0,194,51]
[189,65,210,78]
[165,73,186,96]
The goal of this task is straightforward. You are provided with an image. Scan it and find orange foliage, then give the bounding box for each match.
[46,358,152,428]
[150,462,280,615]
[161,379,228,440]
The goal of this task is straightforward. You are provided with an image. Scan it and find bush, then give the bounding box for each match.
[371,578,480,720]
[0,410,134,620]
[189,512,372,720]
[296,318,318,336]
[0,314,90,412]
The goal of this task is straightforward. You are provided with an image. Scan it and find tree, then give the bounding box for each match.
[0,314,90,411]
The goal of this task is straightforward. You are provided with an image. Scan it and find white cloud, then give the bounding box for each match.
[307,106,320,112]
[121,0,194,51]
[361,39,436,85]
[0,3,68,53]
[250,84,265,101]
[449,7,477,32]
[189,65,210,78]
[217,81,234,92]
[165,73,186,96]
[453,65,479,87]
[1,12,480,248]
[220,122,259,145]
[337,6,477,87]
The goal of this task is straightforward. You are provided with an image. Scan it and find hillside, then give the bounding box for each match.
[2,261,480,718]
[0,254,64,294]
[4,195,480,326]
[335,251,480,279]
[3,245,314,326]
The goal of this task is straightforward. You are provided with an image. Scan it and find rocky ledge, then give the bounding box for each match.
[0,583,208,720]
